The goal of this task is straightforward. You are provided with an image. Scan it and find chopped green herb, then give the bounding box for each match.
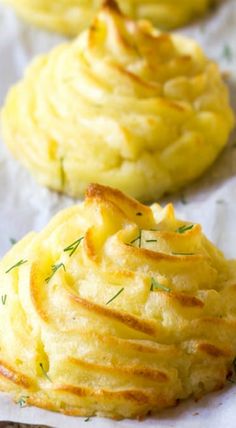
[39,362,52,382]
[60,157,65,188]
[45,263,66,283]
[150,278,171,292]
[199,22,206,34]
[64,237,84,257]
[222,44,233,62]
[106,288,124,305]
[84,417,91,422]
[146,239,157,243]
[172,252,195,256]
[176,224,194,234]
[130,230,142,248]
[10,238,17,245]
[1,295,7,305]
[5,259,28,274]
[17,395,29,407]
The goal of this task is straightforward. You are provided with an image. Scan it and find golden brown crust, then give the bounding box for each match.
[170,293,204,308]
[69,357,169,382]
[86,183,150,217]
[0,360,33,389]
[198,343,231,358]
[56,384,151,404]
[68,293,156,336]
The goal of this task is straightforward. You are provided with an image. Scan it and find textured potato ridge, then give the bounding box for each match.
[1,2,234,201]
[0,183,236,419]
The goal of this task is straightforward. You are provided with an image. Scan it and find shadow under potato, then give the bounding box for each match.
[0,424,50,428]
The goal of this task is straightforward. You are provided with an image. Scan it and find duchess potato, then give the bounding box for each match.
[0,183,236,418]
[3,0,214,35]
[1,1,234,201]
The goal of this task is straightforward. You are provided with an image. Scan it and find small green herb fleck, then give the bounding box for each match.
[172,252,195,256]
[176,224,194,234]
[84,417,91,422]
[1,295,7,305]
[17,395,29,407]
[146,239,157,243]
[64,237,84,257]
[60,157,65,188]
[39,363,52,382]
[5,259,28,274]
[150,278,171,293]
[10,238,17,245]
[106,288,124,305]
[45,263,66,283]
[222,44,233,62]
[130,230,142,248]
[200,22,206,34]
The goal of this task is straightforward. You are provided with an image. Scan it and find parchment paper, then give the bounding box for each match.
[0,0,236,426]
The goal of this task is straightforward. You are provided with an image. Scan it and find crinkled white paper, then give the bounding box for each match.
[0,0,236,426]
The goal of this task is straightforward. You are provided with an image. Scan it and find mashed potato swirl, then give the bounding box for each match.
[3,0,214,35]
[1,2,234,201]
[0,183,236,418]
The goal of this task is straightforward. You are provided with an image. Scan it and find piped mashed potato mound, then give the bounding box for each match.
[0,183,236,419]
[1,1,234,201]
[3,0,214,35]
